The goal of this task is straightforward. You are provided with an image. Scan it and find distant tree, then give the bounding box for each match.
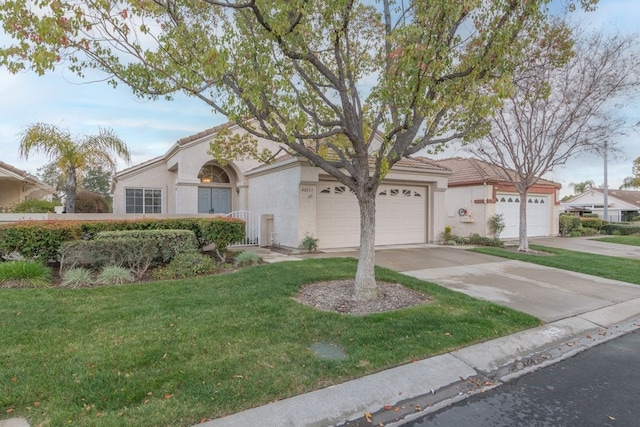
[81,166,113,202]
[470,26,640,251]
[619,157,640,189]
[569,180,595,195]
[36,162,64,201]
[37,162,113,202]
[19,123,130,213]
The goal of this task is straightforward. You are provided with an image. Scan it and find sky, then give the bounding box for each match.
[0,0,638,197]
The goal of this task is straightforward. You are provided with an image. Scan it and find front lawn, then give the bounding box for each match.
[1,258,539,427]
[592,235,640,247]
[473,245,640,285]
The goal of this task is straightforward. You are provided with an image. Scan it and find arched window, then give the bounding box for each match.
[198,164,230,183]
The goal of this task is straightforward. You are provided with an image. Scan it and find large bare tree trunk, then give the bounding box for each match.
[518,190,529,251]
[64,168,77,213]
[355,193,382,301]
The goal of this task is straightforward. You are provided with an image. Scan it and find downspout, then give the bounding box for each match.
[484,181,488,237]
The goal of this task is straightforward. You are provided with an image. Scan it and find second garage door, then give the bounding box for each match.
[496,193,550,239]
[316,183,427,249]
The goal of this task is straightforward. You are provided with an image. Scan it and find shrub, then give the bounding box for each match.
[96,229,199,263]
[442,226,453,242]
[152,251,218,280]
[559,215,581,236]
[96,266,135,285]
[59,238,158,277]
[0,260,52,288]
[300,233,319,253]
[234,251,262,267]
[61,267,94,288]
[199,218,246,261]
[600,223,640,235]
[0,217,242,262]
[10,199,58,213]
[74,190,110,213]
[579,217,605,230]
[632,215,640,222]
[579,227,598,236]
[569,230,582,237]
[487,214,506,239]
[467,233,504,247]
[582,213,599,218]
[452,235,470,245]
[0,221,82,261]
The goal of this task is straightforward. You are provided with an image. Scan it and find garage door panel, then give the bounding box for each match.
[317,183,427,249]
[496,194,550,239]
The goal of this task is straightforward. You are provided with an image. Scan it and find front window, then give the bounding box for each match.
[126,188,161,213]
[198,164,230,183]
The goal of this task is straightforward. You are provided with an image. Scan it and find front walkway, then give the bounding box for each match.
[530,236,640,259]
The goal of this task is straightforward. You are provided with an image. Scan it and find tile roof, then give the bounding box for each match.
[177,122,233,145]
[0,160,56,192]
[262,152,451,173]
[424,157,560,187]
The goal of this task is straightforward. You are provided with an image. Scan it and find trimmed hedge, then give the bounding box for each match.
[579,217,605,230]
[0,221,82,261]
[59,238,159,277]
[600,223,640,235]
[96,229,199,263]
[0,217,245,261]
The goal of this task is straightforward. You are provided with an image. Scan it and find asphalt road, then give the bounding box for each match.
[404,328,640,427]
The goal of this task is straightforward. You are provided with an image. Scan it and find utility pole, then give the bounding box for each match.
[603,140,609,221]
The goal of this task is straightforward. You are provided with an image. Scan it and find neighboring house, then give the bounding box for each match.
[562,188,640,222]
[0,161,56,212]
[427,157,561,239]
[112,122,452,249]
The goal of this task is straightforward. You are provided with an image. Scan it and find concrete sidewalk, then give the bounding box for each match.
[197,243,640,427]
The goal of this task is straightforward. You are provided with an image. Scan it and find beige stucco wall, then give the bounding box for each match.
[112,162,174,213]
[444,184,492,238]
[246,162,323,248]
[0,181,22,211]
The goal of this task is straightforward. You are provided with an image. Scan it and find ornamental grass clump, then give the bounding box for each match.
[61,267,94,288]
[233,251,262,267]
[96,266,135,285]
[0,260,51,288]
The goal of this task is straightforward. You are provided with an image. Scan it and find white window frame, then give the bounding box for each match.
[125,188,162,213]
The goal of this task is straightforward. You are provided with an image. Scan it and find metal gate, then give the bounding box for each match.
[225,210,260,246]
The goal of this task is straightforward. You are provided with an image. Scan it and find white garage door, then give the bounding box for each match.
[496,194,550,239]
[317,183,427,249]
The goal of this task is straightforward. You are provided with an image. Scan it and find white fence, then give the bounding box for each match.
[225,210,261,246]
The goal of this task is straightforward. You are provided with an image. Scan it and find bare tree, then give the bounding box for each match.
[470,24,640,251]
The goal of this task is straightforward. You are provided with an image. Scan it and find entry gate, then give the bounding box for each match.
[225,210,260,246]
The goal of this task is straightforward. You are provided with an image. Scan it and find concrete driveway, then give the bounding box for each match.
[530,236,640,259]
[368,245,640,323]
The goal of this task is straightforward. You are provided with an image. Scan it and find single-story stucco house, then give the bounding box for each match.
[427,157,561,239]
[562,188,640,222]
[112,122,452,249]
[0,161,56,212]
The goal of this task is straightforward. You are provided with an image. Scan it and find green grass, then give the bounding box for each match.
[472,245,640,285]
[592,235,640,247]
[0,258,539,427]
